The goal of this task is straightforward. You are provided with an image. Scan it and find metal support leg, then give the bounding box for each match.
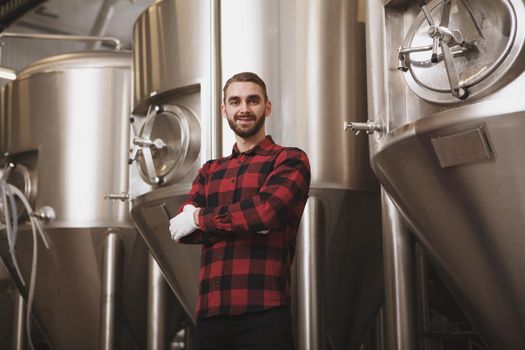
[12,293,26,350]
[147,253,168,350]
[415,243,432,350]
[381,189,417,350]
[296,196,324,350]
[100,232,123,350]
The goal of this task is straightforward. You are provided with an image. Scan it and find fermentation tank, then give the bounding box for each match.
[0,51,149,350]
[365,0,525,349]
[130,0,383,349]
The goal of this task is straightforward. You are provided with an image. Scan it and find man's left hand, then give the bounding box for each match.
[169,205,199,241]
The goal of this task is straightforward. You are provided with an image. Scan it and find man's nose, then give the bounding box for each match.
[239,100,250,112]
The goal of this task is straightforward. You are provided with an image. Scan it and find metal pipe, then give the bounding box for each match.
[0,32,121,50]
[210,0,222,159]
[147,253,168,350]
[415,243,432,350]
[87,0,119,50]
[381,189,417,350]
[12,292,26,350]
[100,232,123,350]
[296,196,324,350]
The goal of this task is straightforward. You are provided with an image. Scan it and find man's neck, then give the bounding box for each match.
[235,133,266,153]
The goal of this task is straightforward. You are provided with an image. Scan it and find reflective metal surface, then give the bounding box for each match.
[294,196,324,350]
[100,232,123,350]
[131,188,201,323]
[381,190,416,350]
[366,0,525,348]
[147,254,169,350]
[401,0,520,102]
[131,0,213,323]
[5,51,133,228]
[0,51,149,350]
[276,0,376,190]
[132,0,211,117]
[291,189,383,350]
[134,104,201,186]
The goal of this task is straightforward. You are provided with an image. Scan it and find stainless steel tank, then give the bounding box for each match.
[129,0,214,325]
[275,1,383,348]
[365,0,525,349]
[0,51,149,350]
[131,1,383,349]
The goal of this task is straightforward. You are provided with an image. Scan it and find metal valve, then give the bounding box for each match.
[30,206,55,222]
[344,121,383,136]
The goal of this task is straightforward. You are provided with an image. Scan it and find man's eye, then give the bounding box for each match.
[248,99,259,105]
[230,100,239,106]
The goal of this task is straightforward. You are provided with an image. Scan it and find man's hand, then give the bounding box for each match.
[169,204,199,241]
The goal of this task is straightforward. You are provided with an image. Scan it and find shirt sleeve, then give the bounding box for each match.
[177,162,226,245]
[198,148,311,233]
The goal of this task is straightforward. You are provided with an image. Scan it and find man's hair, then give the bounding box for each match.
[223,72,268,102]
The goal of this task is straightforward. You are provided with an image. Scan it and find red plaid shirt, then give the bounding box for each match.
[178,136,310,319]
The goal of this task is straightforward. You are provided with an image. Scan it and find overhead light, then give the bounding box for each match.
[0,67,16,80]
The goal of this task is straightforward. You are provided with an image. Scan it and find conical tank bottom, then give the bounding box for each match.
[0,227,149,350]
[372,106,525,350]
[131,190,201,323]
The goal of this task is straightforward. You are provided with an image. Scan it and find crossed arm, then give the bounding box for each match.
[171,148,310,244]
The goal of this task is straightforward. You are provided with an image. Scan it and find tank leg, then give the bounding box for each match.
[12,292,26,350]
[100,232,123,350]
[296,196,325,350]
[415,243,433,350]
[147,253,168,350]
[381,189,417,350]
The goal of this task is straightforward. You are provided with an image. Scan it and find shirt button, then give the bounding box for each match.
[214,278,220,285]
[230,179,235,183]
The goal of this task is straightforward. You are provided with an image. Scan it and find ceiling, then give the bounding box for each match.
[11,0,153,44]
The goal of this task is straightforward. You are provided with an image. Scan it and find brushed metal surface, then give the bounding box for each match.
[381,190,416,350]
[147,254,169,350]
[291,189,383,350]
[100,232,123,350]
[403,0,516,96]
[132,0,210,116]
[367,1,525,349]
[131,188,201,324]
[1,51,150,350]
[4,51,133,228]
[372,104,525,349]
[277,0,377,190]
[0,227,149,350]
[295,196,325,350]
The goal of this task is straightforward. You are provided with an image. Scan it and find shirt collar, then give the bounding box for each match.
[231,135,275,156]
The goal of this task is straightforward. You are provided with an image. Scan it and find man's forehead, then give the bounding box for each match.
[225,81,264,98]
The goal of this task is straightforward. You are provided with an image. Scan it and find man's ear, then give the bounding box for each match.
[221,103,226,118]
[265,100,272,116]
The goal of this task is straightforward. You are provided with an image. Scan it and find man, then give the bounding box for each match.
[169,72,311,350]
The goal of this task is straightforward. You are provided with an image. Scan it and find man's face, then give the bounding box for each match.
[222,81,272,139]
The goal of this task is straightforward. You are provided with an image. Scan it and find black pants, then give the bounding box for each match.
[196,306,295,350]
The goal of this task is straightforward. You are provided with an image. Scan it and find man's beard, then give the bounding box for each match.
[227,112,266,138]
